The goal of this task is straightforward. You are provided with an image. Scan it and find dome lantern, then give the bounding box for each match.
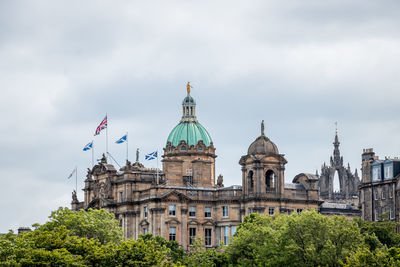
[181,82,197,122]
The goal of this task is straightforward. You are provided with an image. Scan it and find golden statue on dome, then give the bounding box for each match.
[187,81,192,94]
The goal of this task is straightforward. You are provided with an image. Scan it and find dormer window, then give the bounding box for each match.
[180,146,186,151]
[198,146,203,151]
[372,167,380,181]
[384,165,393,179]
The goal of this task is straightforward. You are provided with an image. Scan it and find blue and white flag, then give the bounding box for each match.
[67,167,77,179]
[83,141,93,151]
[145,151,158,160]
[115,134,127,144]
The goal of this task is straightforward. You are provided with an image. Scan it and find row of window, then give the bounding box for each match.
[168,227,213,246]
[168,226,237,246]
[372,164,395,180]
[140,205,226,218]
[169,205,228,218]
[373,187,393,200]
[374,207,394,221]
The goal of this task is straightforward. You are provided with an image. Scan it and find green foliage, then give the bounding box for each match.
[227,210,365,266]
[354,217,400,249]
[183,239,227,267]
[139,233,185,263]
[3,207,400,266]
[39,207,123,244]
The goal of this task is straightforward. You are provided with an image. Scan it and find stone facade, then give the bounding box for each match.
[72,87,321,250]
[317,131,361,218]
[359,149,400,221]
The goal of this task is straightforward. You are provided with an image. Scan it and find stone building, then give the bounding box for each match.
[359,148,400,221]
[317,130,361,217]
[72,84,321,249]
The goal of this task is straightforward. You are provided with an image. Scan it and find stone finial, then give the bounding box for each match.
[217,174,224,187]
[86,168,92,180]
[136,148,139,162]
[100,153,107,164]
[335,121,338,135]
[72,190,78,203]
[261,120,265,136]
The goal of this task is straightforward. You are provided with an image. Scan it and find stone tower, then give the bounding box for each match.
[239,121,287,197]
[319,130,360,200]
[162,83,216,187]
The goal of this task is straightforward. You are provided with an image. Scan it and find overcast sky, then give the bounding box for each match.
[1,0,400,232]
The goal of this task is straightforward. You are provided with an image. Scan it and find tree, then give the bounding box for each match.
[226,210,365,266]
[39,207,123,244]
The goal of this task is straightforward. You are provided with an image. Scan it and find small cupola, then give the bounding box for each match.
[247,120,279,155]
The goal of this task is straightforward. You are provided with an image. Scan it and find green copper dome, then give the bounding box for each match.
[167,121,212,147]
[166,84,213,147]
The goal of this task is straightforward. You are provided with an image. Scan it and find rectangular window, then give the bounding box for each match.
[189,206,196,217]
[169,227,176,241]
[390,188,393,199]
[205,207,212,218]
[143,228,148,234]
[205,228,212,246]
[372,167,379,180]
[248,208,252,214]
[374,190,378,200]
[390,208,394,220]
[297,209,303,214]
[222,206,229,217]
[119,192,123,202]
[385,165,393,179]
[382,188,386,200]
[375,209,378,221]
[143,206,148,218]
[231,225,237,236]
[189,228,196,245]
[223,226,229,246]
[169,205,176,216]
[269,207,275,215]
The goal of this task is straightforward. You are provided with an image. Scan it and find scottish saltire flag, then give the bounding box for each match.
[83,141,93,151]
[94,115,107,136]
[145,151,157,160]
[115,134,127,144]
[67,167,76,179]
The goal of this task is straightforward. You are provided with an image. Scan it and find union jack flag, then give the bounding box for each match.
[94,115,107,136]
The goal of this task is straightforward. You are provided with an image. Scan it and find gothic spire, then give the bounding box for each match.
[333,122,341,164]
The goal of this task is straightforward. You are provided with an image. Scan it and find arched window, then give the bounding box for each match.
[180,146,187,151]
[190,106,193,115]
[266,170,275,189]
[248,171,254,191]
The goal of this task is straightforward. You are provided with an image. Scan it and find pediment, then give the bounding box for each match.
[201,220,215,226]
[188,219,199,225]
[160,190,192,202]
[139,219,149,226]
[165,218,181,225]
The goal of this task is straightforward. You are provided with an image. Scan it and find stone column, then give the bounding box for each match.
[181,206,188,249]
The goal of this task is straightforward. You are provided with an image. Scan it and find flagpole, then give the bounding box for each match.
[126,132,128,162]
[91,140,94,168]
[156,149,159,185]
[75,166,77,193]
[106,113,108,161]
